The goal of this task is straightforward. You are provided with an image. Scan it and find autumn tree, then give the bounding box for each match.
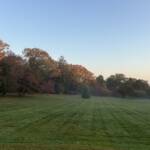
[0,52,26,95]
[17,66,39,96]
[0,39,150,98]
[0,59,10,95]
[23,48,58,93]
[0,40,9,60]
[0,40,9,95]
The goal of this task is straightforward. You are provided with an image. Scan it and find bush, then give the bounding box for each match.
[81,85,91,99]
[134,90,147,97]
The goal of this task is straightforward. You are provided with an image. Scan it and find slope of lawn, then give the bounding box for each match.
[0,95,150,150]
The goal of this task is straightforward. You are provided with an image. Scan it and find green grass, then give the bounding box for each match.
[0,95,150,150]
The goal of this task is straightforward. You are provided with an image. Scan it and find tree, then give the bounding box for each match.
[0,40,9,60]
[0,40,9,95]
[133,79,149,91]
[0,57,10,95]
[55,57,95,94]
[23,48,58,93]
[17,68,39,96]
[56,56,71,94]
[118,81,135,97]
[94,75,111,96]
[96,75,105,86]
[106,74,127,95]
[0,52,27,94]
[23,48,57,80]
[117,78,149,97]
[70,65,94,85]
[0,38,150,98]
[0,80,7,96]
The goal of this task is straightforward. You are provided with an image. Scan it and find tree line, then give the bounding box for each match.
[0,39,150,98]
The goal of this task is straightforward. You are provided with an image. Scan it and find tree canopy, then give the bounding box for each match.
[0,39,149,98]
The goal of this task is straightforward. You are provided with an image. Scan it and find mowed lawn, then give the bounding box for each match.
[0,95,150,150]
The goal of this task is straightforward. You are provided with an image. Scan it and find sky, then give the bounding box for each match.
[0,0,150,81]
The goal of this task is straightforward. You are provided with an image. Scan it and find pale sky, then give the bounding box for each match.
[0,0,150,81]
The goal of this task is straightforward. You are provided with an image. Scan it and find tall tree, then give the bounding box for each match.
[96,75,105,87]
[55,56,71,94]
[23,48,58,93]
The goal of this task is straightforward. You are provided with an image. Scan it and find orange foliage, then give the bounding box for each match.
[69,64,95,83]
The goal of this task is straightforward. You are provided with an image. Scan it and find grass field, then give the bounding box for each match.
[0,95,150,150]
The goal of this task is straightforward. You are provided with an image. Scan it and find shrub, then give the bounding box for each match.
[81,85,91,99]
[134,90,147,97]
